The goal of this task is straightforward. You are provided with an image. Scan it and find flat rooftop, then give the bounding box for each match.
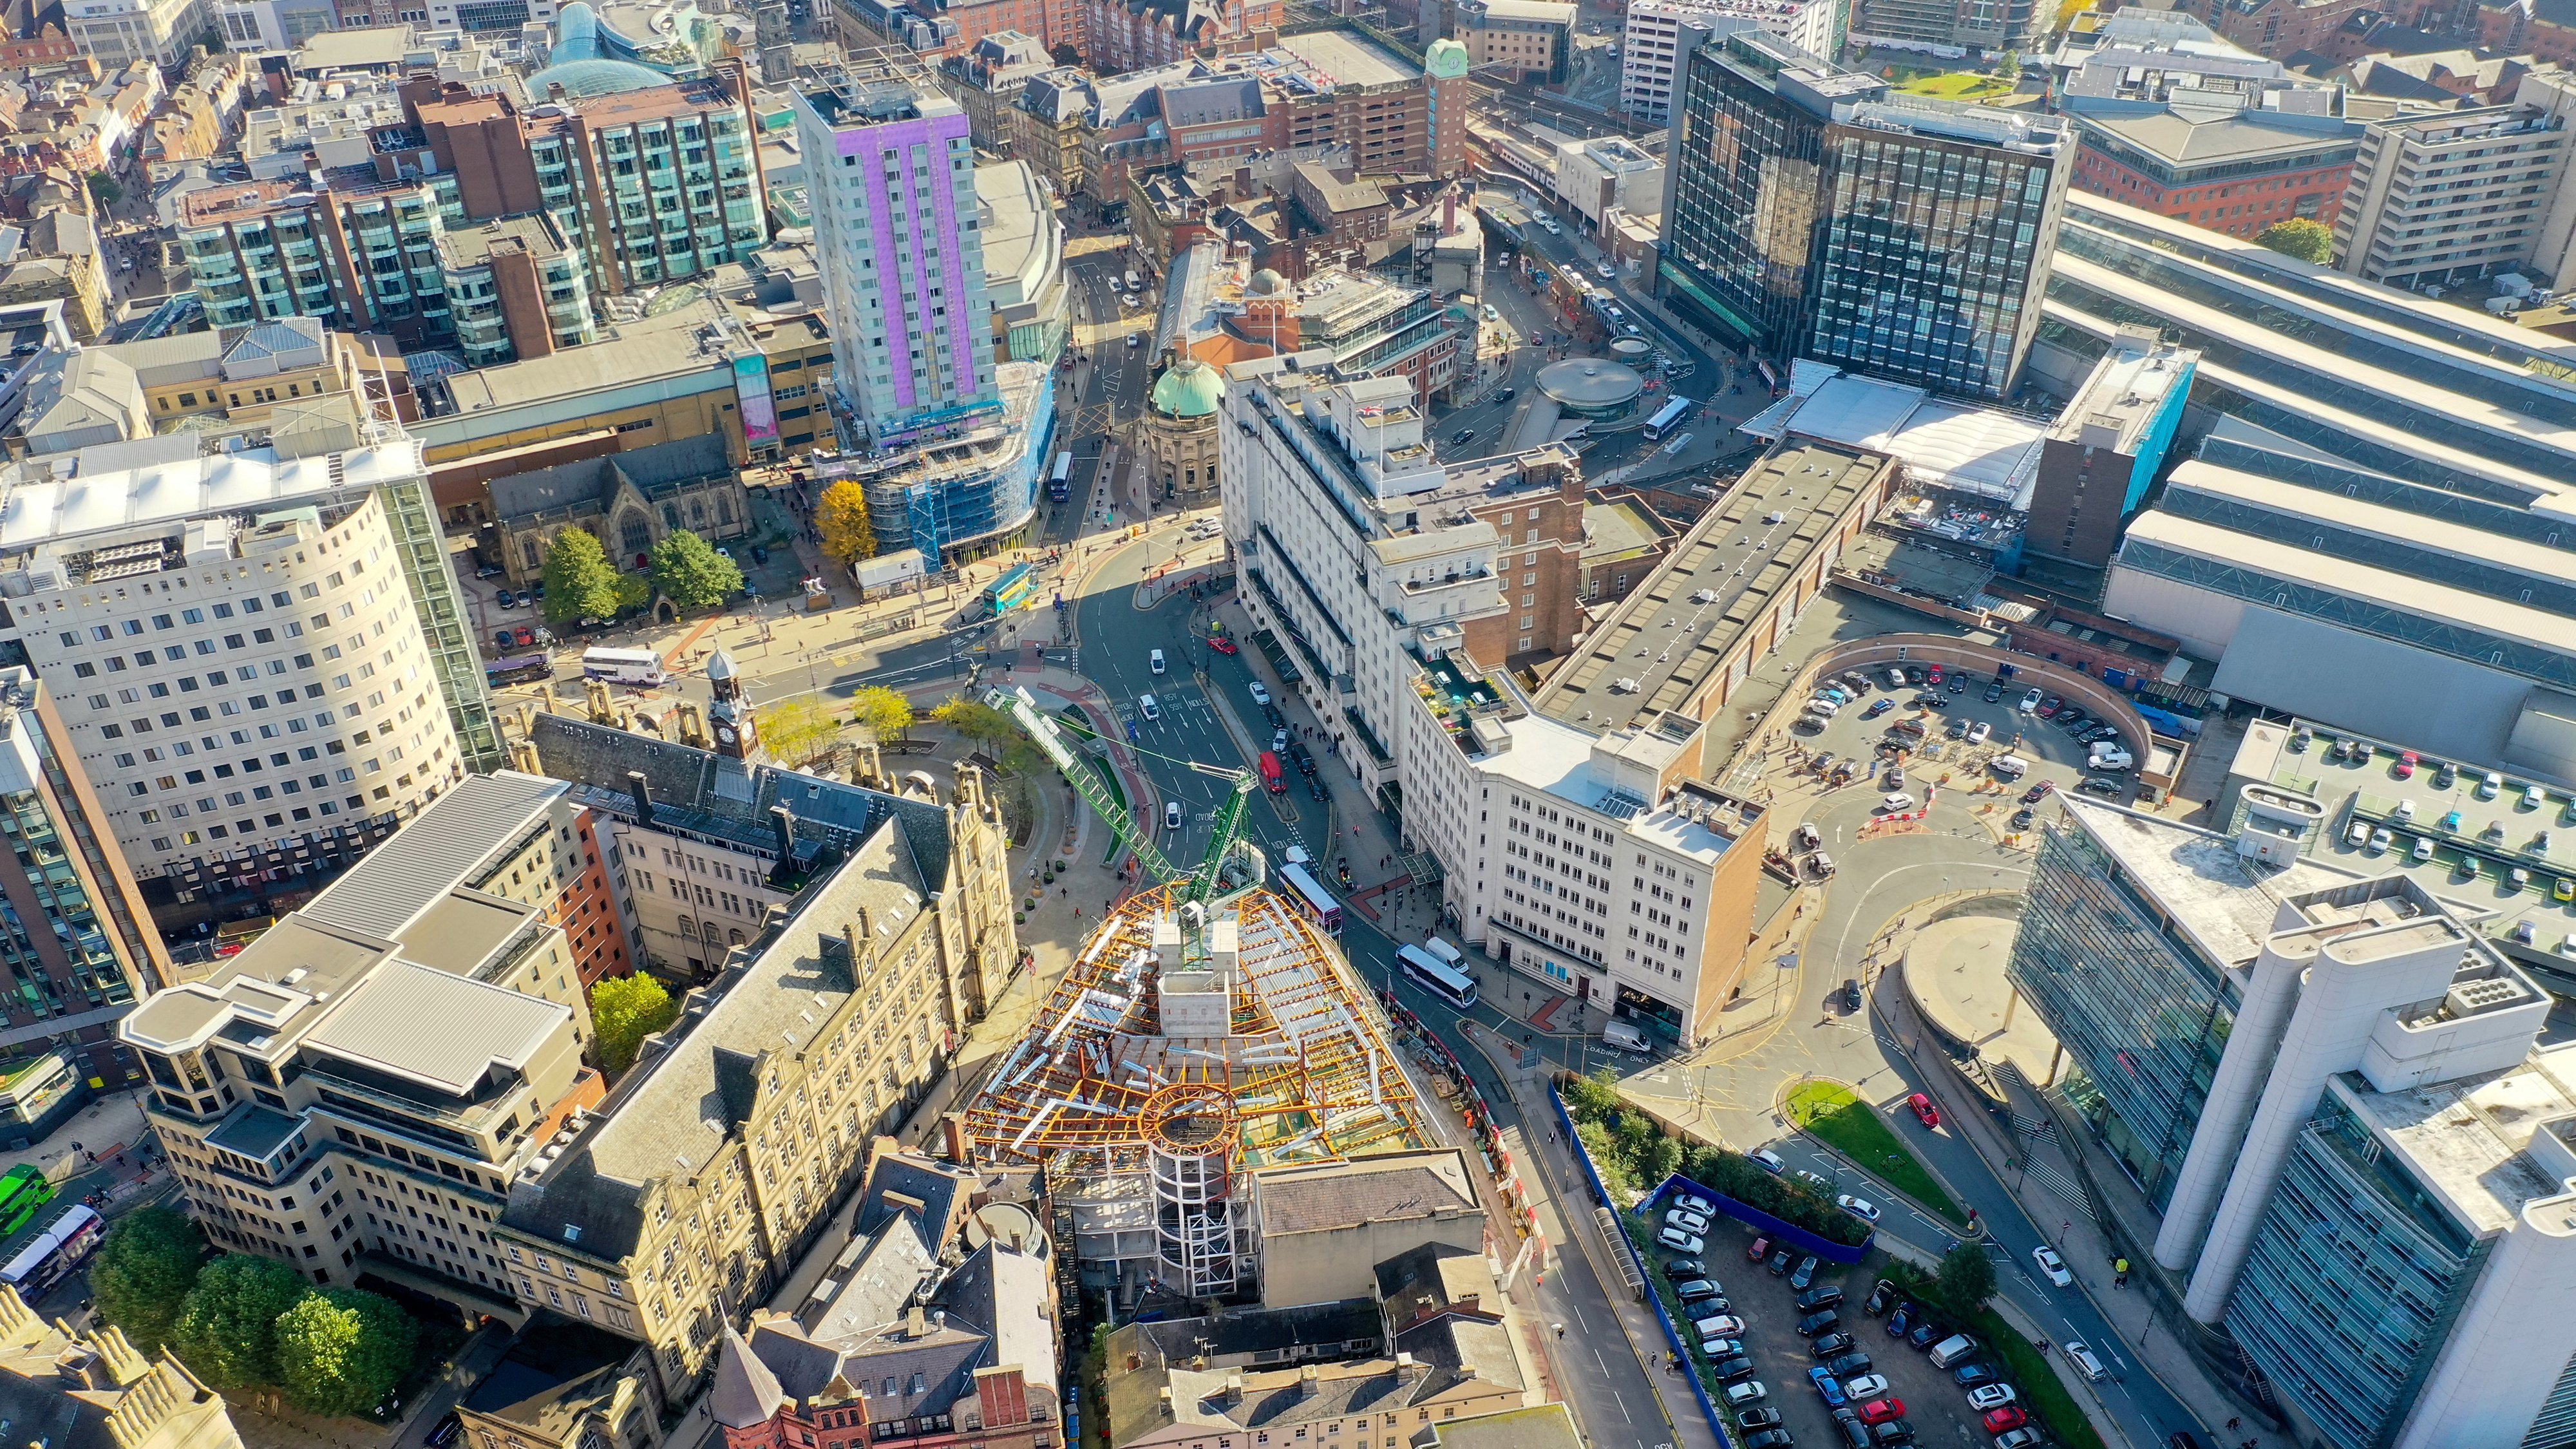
[437,213,569,270]
[2340,1052,2576,1237]
[1742,361,2045,506]
[0,437,428,551]
[301,957,569,1095]
[1538,438,1886,734]
[1276,28,1421,88]
[435,303,721,415]
[2052,334,2195,453]
[2056,795,2356,970]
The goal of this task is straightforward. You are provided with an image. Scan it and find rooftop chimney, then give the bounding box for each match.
[907,1306,929,1338]
[770,804,796,864]
[1443,191,1455,234]
[1299,1365,1320,1399]
[627,770,655,828]
[1224,1370,1245,1404]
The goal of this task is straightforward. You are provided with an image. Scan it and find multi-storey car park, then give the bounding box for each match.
[0,428,499,913]
[961,884,1435,1310]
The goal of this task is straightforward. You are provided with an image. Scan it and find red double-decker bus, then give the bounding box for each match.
[1258,751,1285,793]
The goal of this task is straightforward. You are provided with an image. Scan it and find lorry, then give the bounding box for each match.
[1258,751,1285,793]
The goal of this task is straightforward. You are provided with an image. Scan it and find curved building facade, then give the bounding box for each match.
[1141,354,1222,504]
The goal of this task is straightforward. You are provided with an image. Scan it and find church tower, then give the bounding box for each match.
[706,647,759,760]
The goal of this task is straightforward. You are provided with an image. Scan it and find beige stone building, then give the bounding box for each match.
[486,434,754,581]
[455,1314,664,1449]
[500,716,1019,1407]
[0,1286,244,1449]
[1141,354,1224,506]
[1251,1151,1486,1310]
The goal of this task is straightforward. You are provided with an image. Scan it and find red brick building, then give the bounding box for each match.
[2069,108,2362,238]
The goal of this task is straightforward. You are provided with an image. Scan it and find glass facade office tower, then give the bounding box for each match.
[1657,28,2072,399]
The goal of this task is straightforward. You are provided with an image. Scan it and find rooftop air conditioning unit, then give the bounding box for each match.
[1690,589,1718,603]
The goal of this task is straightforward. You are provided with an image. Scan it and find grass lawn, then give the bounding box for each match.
[1783,1080,1965,1224]
[1895,70,2014,98]
[1969,1305,2110,1449]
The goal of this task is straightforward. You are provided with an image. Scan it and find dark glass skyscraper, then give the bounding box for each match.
[1655,28,2072,399]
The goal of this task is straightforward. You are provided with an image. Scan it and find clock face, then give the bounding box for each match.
[717,726,737,743]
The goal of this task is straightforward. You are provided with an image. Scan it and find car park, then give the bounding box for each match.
[1965,1385,2015,1410]
[1139,694,1162,721]
[1808,1367,1848,1406]
[1906,1093,1940,1128]
[2032,1246,2072,1287]
[1792,1256,1819,1289]
[1837,1196,1881,1223]
[1797,1311,1841,1337]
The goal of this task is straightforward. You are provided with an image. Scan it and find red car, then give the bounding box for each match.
[1906,1092,1940,1129]
[1209,636,1239,655]
[512,625,536,647]
[2036,696,2063,717]
[1859,1399,1906,1425]
[1926,664,1943,685]
[1983,1408,2029,1433]
[1747,1235,1772,1262]
[2396,750,2420,779]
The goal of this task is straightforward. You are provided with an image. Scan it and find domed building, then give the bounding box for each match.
[1141,352,1224,504]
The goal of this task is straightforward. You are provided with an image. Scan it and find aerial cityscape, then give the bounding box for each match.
[0,0,2570,1448]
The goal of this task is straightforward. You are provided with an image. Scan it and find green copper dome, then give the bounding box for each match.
[1151,357,1223,417]
[1425,37,1470,77]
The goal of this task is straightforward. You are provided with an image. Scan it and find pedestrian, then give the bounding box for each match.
[1553,1323,1564,1339]
[2226,1421,2240,1433]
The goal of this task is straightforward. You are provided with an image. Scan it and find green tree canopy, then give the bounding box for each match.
[90,1206,205,1352]
[816,480,877,569]
[1935,1239,1998,1316]
[2255,218,2333,265]
[762,694,840,766]
[275,1288,417,1417]
[171,1255,307,1390]
[592,971,681,1075]
[613,571,653,613]
[87,171,121,207]
[649,531,744,611]
[540,529,623,625]
[851,685,914,741]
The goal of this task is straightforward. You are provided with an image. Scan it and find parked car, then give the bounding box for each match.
[1658,1227,1703,1253]
[1797,1311,1841,1337]
[1793,1170,1833,1194]
[1750,1148,1785,1174]
[2018,688,2043,712]
[1737,1410,1782,1430]
[1885,1304,1913,1337]
[493,629,516,649]
[2078,775,2125,797]
[1909,1320,1946,1350]
[1674,1192,1715,1216]
[1744,1432,1794,1449]
[1248,680,1271,706]
[1858,1400,1906,1426]
[1906,1093,1940,1128]
[1792,1256,1819,1289]
[1747,1236,1772,1262]
[1797,1285,1844,1312]
[1865,1280,1897,1316]
[1967,721,1991,744]
[1966,1385,2018,1411]
[1824,1352,1873,1378]
[1770,1249,1794,1275]
[1665,1259,1704,1279]
[1837,1195,1882,1223]
[2032,1246,2072,1287]
[1676,1280,1723,1303]
[1723,1382,1768,1408]
[1842,1374,1889,1399]
[1980,1403,2025,1432]
[1985,683,2005,702]
[1807,1367,1848,1406]
[1993,1431,2045,1449]
[497,589,520,609]
[1696,1314,1747,1337]
[1666,1208,1711,1234]
[428,1417,464,1449]
[1714,1357,1757,1383]
[2021,782,2055,804]
[1810,1333,1853,1359]
[1951,1362,2000,1387]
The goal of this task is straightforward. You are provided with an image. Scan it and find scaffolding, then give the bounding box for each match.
[966,884,1434,1302]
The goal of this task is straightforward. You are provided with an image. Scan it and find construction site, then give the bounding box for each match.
[963,878,1444,1312]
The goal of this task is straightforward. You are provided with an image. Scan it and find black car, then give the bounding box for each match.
[1796,1285,1844,1312]
[1908,1320,1945,1349]
[1496,388,1518,402]
[1745,1432,1795,1449]
[752,544,770,565]
[1832,1408,1871,1449]
[1871,1423,1915,1446]
[1792,1255,1819,1289]
[1452,428,1475,444]
[1885,1304,1913,1337]
[1952,1362,2000,1388]
[1810,1332,1853,1359]
[1666,1258,1705,1278]
[1864,1279,1897,1316]
[1843,978,1862,1012]
[1796,1310,1841,1337]
[1291,743,1318,774]
[1905,665,1926,684]
[1738,1409,1783,1430]
[1913,692,1944,709]
[1263,704,1285,728]
[428,1418,464,1449]
[1947,676,1967,692]
[1714,1356,1757,1382]
[2079,775,2126,797]
[1946,718,1969,739]
[1769,1249,1794,1275]
[2011,810,2034,830]
[1307,777,1327,802]
[1824,1352,1873,1378]
[1677,1279,1723,1302]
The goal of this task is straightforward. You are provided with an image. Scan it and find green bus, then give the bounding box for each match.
[0,1166,52,1237]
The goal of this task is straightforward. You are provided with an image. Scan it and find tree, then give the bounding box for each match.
[1996,49,2020,79]
[540,529,623,626]
[648,531,744,611]
[933,694,1023,751]
[1934,1239,1998,1316]
[170,1255,307,1390]
[274,1289,417,1417]
[851,685,914,741]
[762,695,840,766]
[2255,218,2334,265]
[90,1206,205,1352]
[87,171,122,208]
[592,971,681,1075]
[613,570,653,614]
[815,481,877,569]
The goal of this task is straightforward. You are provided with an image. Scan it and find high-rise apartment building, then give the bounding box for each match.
[1619,0,1837,124]
[2005,793,2576,1449]
[0,667,171,1115]
[64,0,209,66]
[0,428,499,913]
[118,772,614,1303]
[1658,28,2072,399]
[2331,100,2570,289]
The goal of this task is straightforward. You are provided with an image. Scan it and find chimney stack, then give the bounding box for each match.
[907,1306,929,1338]
[1235,164,1252,196]
[627,770,656,828]
[1443,191,1455,234]
[1298,1365,1320,1400]
[1224,1370,1244,1404]
[771,804,796,861]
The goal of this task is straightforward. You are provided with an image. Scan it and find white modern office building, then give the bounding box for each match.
[0,428,497,911]
[2009,794,2576,1449]
[1619,0,1837,123]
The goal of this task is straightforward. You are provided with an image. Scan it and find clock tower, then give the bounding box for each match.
[706,646,759,761]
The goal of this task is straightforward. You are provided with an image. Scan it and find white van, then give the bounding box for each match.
[1809,697,1841,717]
[1927,1334,1978,1368]
[2090,747,2134,771]
[1425,938,1466,969]
[1602,1019,1651,1055]
[1991,755,2029,781]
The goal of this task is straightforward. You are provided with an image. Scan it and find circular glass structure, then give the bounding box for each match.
[1537,357,1646,421]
